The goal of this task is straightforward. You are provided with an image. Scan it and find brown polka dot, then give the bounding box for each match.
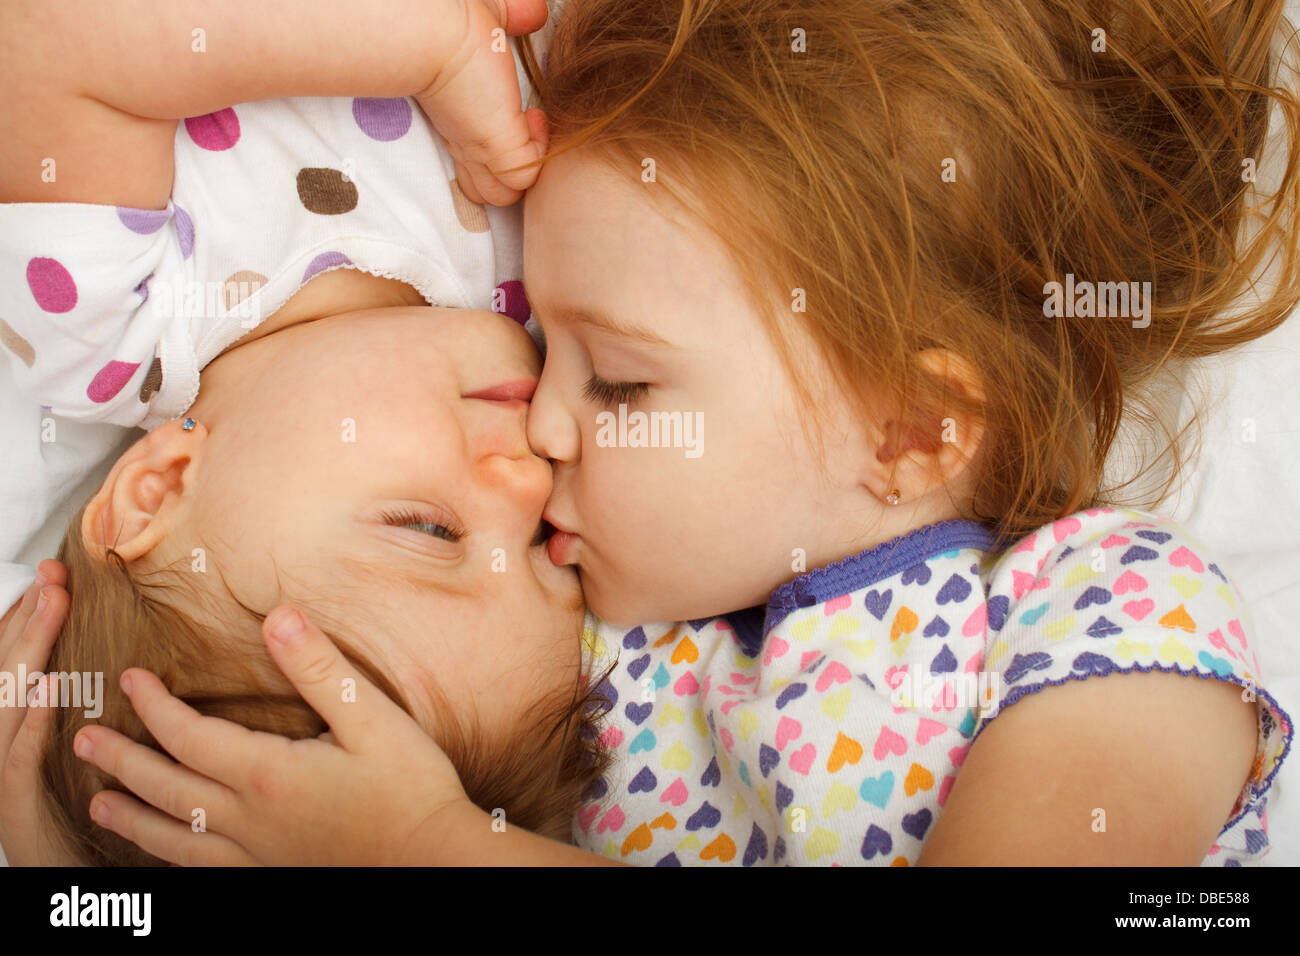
[450,179,489,232]
[222,270,268,309]
[138,357,163,402]
[0,318,35,368]
[296,168,359,215]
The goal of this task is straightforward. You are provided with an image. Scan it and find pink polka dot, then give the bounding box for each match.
[87,360,140,403]
[26,258,77,313]
[352,98,412,141]
[495,280,531,325]
[116,206,171,234]
[174,204,194,259]
[184,108,241,151]
[302,252,352,283]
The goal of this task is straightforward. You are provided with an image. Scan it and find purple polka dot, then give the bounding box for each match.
[116,206,171,234]
[495,280,531,325]
[302,252,352,284]
[352,98,412,142]
[26,258,77,313]
[174,204,194,260]
[134,276,151,302]
[184,108,241,151]
[87,360,140,403]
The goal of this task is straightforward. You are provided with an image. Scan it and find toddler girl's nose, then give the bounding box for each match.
[525,371,581,464]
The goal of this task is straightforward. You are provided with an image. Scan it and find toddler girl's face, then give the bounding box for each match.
[523,150,879,625]
[188,305,585,743]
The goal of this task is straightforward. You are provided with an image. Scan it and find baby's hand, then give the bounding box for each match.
[418,0,551,206]
[74,606,476,866]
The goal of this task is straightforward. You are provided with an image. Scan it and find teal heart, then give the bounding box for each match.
[860,771,895,809]
[1019,602,1050,626]
[652,663,670,689]
[738,760,751,787]
[629,728,657,754]
[1197,650,1233,678]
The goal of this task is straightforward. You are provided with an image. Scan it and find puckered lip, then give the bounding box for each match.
[542,509,576,537]
[463,379,538,402]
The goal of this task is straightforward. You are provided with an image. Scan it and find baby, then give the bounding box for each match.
[0,0,615,864]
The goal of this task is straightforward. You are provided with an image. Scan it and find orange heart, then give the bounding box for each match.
[890,606,919,641]
[671,635,700,665]
[1158,604,1196,633]
[650,813,677,831]
[620,823,653,856]
[826,731,864,773]
[903,762,934,796]
[890,856,910,867]
[700,832,736,862]
[653,626,679,647]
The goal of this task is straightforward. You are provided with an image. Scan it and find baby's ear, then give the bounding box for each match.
[81,418,209,562]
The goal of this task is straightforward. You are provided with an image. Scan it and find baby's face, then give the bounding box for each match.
[188,306,584,743]
[523,149,880,625]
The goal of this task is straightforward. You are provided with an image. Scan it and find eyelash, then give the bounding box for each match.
[582,374,649,407]
[380,508,466,543]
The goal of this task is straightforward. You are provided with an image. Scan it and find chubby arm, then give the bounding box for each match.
[0,0,546,207]
[916,670,1257,865]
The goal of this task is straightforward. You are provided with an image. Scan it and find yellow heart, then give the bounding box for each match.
[676,834,700,851]
[1158,604,1197,633]
[791,617,818,643]
[842,638,877,659]
[1044,615,1076,640]
[1064,563,1097,587]
[737,708,759,741]
[828,613,861,640]
[821,781,857,818]
[583,629,606,659]
[1171,575,1203,599]
[661,741,693,771]
[987,639,1009,667]
[820,687,851,722]
[804,827,841,862]
[733,793,748,817]
[732,650,757,669]
[757,784,772,812]
[1115,637,1152,660]
[658,703,685,727]
[1158,636,1195,667]
[1217,584,1237,609]
[892,633,913,657]
[890,606,919,641]
[692,708,709,739]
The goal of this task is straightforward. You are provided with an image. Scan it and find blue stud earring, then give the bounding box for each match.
[182,417,197,431]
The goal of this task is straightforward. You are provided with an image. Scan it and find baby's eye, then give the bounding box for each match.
[582,374,650,407]
[380,509,465,542]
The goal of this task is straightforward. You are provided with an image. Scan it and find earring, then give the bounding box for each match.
[182,417,197,431]
[885,489,901,506]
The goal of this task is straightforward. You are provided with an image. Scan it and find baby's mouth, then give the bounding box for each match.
[530,518,556,547]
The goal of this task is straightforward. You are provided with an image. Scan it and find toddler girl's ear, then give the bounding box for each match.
[80,418,210,563]
[867,349,986,505]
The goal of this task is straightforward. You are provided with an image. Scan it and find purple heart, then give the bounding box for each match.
[901,562,932,586]
[775,781,794,813]
[860,824,893,860]
[700,757,721,788]
[863,588,893,620]
[622,626,647,649]
[936,573,971,605]
[929,644,957,674]
[1120,545,1159,565]
[626,654,651,681]
[1135,530,1172,544]
[1085,615,1122,638]
[759,744,780,778]
[901,808,932,840]
[986,595,1009,631]
[743,823,769,867]
[1070,652,1115,677]
[629,765,658,794]
[923,615,949,638]
[625,701,653,725]
[774,836,787,864]
[1245,829,1268,854]
[1005,651,1053,684]
[686,801,722,831]
[1208,563,1227,583]
[582,777,608,802]
[775,682,807,709]
[654,852,682,867]
[1073,586,1112,610]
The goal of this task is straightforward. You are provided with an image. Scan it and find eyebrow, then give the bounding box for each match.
[546,304,677,348]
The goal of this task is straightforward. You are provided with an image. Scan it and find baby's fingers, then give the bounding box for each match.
[89,790,258,867]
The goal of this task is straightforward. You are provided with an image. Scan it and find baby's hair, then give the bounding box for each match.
[40,506,614,864]
[521,0,1300,540]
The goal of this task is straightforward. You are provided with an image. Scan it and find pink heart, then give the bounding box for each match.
[873,726,907,760]
[800,650,821,670]
[661,777,688,807]
[1123,598,1155,621]
[1228,619,1247,650]
[1013,532,1039,554]
[599,726,624,748]
[885,665,908,690]
[596,805,625,834]
[720,699,740,715]
[1207,629,1237,660]
[917,718,946,744]
[701,675,712,698]
[962,602,987,637]
[948,743,970,767]
[1099,534,1130,549]
[674,671,699,696]
[938,775,956,807]
[1113,570,1148,595]
[1169,546,1204,572]
[730,672,757,685]
[1052,516,1082,542]
[578,804,600,833]
[931,681,958,712]
[720,727,735,752]
[963,651,982,673]
[775,715,802,751]
[789,743,816,775]
[764,637,789,666]
[824,594,851,615]
[815,660,851,693]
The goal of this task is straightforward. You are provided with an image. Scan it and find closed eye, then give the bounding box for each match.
[380,508,465,542]
[582,374,649,407]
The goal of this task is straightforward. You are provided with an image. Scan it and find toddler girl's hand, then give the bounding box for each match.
[74,606,477,866]
[419,0,551,206]
[0,561,80,865]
